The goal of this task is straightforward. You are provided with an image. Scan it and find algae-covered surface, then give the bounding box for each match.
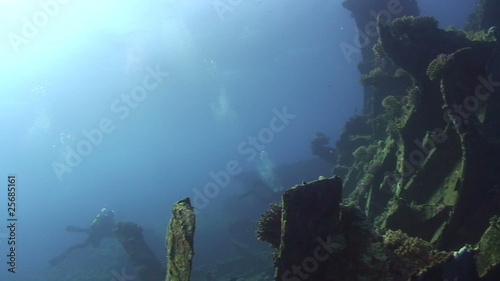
[166,197,196,281]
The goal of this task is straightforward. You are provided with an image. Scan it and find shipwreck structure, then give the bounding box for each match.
[166,197,196,281]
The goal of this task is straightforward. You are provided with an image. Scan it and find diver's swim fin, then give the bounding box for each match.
[65,225,89,233]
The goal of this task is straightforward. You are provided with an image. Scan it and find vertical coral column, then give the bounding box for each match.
[166,197,196,281]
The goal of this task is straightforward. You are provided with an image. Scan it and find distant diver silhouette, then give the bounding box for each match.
[49,208,115,266]
[311,132,337,164]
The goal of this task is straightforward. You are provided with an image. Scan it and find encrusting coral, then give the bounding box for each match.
[256,203,282,249]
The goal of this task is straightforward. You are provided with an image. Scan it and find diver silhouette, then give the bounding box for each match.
[49,208,116,266]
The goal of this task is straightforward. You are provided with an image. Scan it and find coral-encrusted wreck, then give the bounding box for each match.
[166,197,196,281]
[115,1,500,280]
[258,0,500,280]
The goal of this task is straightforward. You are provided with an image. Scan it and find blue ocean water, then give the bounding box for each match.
[0,0,476,280]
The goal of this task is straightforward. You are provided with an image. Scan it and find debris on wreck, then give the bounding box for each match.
[166,197,196,281]
[255,176,500,281]
[275,176,343,281]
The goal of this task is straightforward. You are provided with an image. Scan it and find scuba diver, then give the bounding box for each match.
[50,208,116,266]
[311,132,337,164]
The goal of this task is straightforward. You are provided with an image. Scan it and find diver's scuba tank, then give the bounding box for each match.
[92,208,115,224]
